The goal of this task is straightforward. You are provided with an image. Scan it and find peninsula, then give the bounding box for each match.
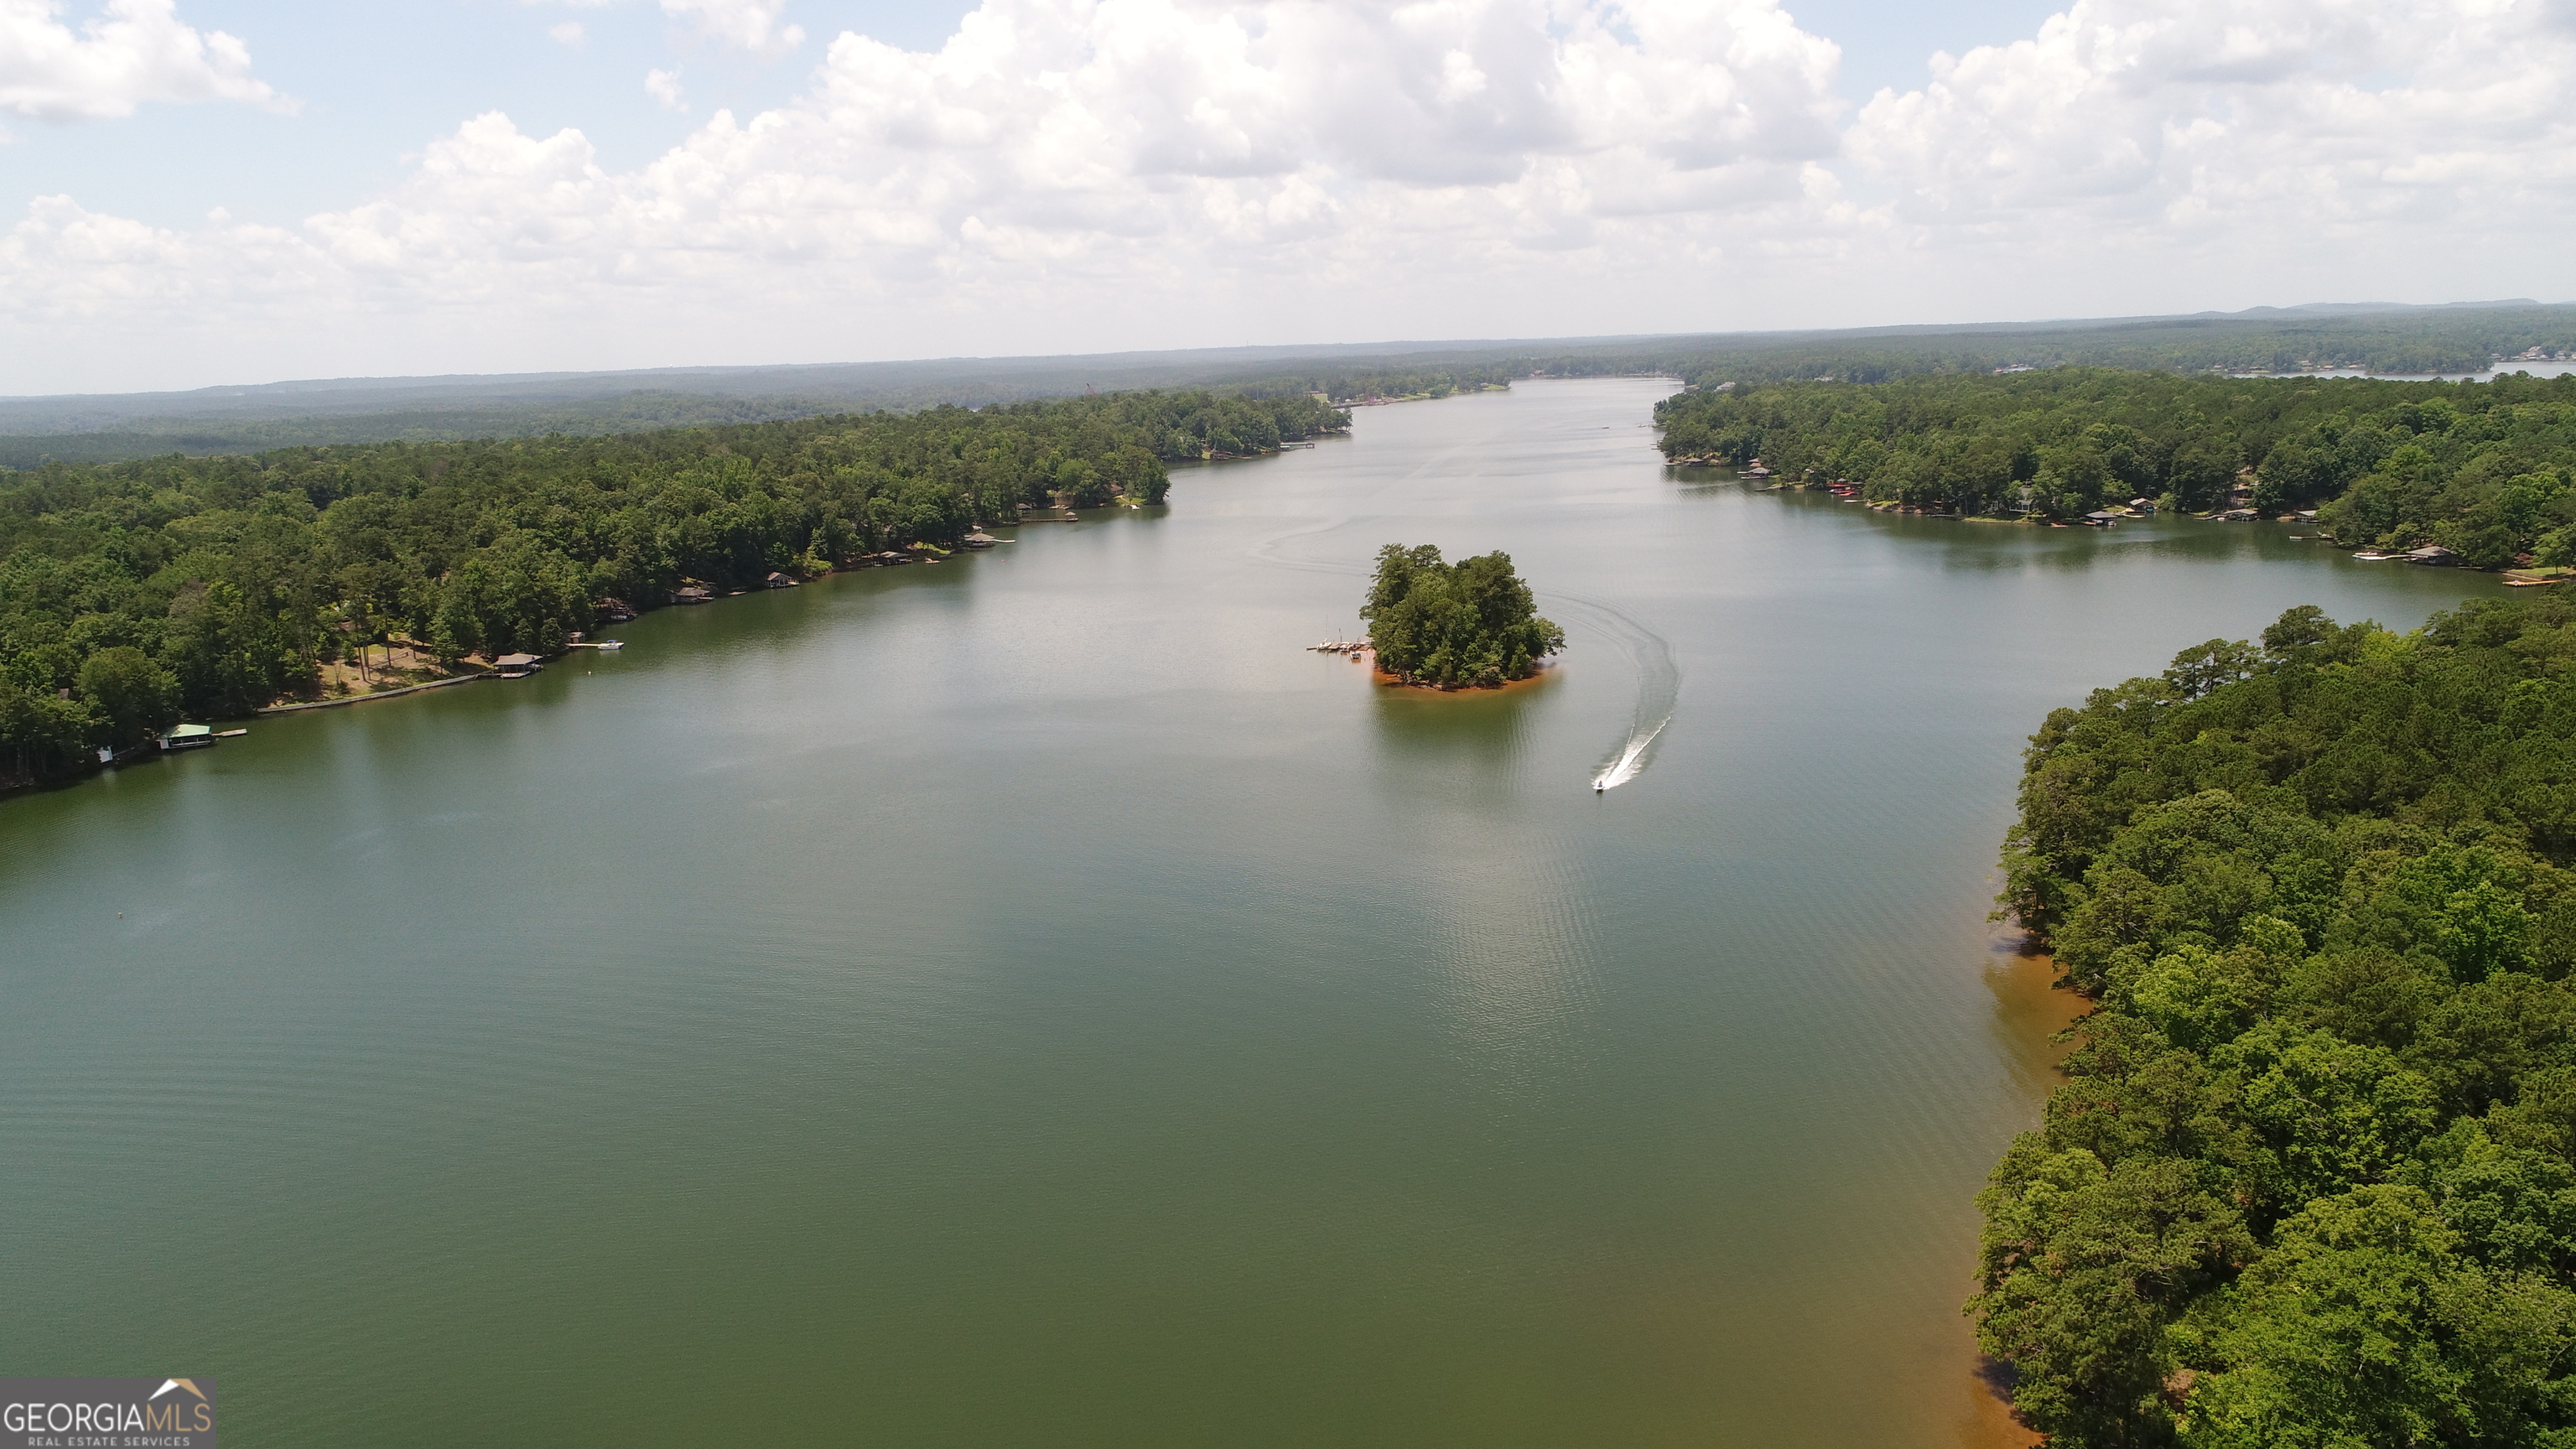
[1656,369,2576,573]
[0,389,1347,787]
[1976,594,2576,1445]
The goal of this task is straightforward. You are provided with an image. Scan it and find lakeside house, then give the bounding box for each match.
[492,653,543,677]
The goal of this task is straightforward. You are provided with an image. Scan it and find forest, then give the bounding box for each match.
[1655,369,2576,565]
[1361,543,1564,688]
[0,389,1343,782]
[1979,594,2576,1446]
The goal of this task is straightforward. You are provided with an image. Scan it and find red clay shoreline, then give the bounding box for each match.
[1368,659,1559,693]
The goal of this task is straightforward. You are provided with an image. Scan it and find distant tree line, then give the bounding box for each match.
[1655,369,2576,564]
[1652,309,2576,387]
[29,309,2572,470]
[1979,596,2576,1446]
[0,390,1343,782]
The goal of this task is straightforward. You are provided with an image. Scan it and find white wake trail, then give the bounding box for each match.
[1592,714,1668,792]
[1548,590,1678,793]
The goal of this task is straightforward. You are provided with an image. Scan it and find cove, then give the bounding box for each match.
[0,379,2511,1446]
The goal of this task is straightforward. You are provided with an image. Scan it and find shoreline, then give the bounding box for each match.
[1967,935,2096,1447]
[1368,660,1559,693]
[259,668,491,714]
[6,542,1011,797]
[1725,478,2546,568]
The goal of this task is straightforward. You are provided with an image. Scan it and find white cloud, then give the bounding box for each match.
[0,0,1851,385]
[549,19,585,45]
[1846,0,2576,262]
[0,0,289,121]
[661,0,802,54]
[644,65,685,109]
[536,0,805,54]
[4,0,2575,391]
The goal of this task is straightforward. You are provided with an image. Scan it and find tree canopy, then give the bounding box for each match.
[1361,543,1564,688]
[1979,593,2576,1446]
[1656,370,2576,564]
[0,389,1343,783]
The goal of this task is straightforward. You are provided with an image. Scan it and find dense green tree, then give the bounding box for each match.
[75,645,179,748]
[1361,544,1565,688]
[1976,595,2576,1446]
[0,390,1343,782]
[1656,369,2576,539]
[0,673,92,778]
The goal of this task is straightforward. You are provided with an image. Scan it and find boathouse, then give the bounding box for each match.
[158,724,215,751]
[673,584,712,605]
[493,653,542,677]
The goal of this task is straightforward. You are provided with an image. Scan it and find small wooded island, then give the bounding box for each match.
[1360,543,1564,688]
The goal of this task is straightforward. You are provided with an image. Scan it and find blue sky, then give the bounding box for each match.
[1,0,2568,393]
[0,2,974,227]
[1,0,2067,231]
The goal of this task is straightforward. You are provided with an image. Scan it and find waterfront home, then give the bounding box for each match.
[493,653,543,677]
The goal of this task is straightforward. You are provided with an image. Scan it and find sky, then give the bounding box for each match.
[1,0,2570,395]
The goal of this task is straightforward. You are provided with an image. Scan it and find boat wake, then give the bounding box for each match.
[1550,590,1677,792]
[1591,714,1668,792]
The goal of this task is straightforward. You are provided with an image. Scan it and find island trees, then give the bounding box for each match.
[1362,543,1564,688]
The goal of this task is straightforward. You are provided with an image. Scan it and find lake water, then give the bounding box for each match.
[1,380,2510,1446]
[2254,361,2576,382]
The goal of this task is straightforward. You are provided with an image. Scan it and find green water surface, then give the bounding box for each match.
[1,379,2510,1446]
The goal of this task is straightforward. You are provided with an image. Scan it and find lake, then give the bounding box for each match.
[0,379,2509,1446]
